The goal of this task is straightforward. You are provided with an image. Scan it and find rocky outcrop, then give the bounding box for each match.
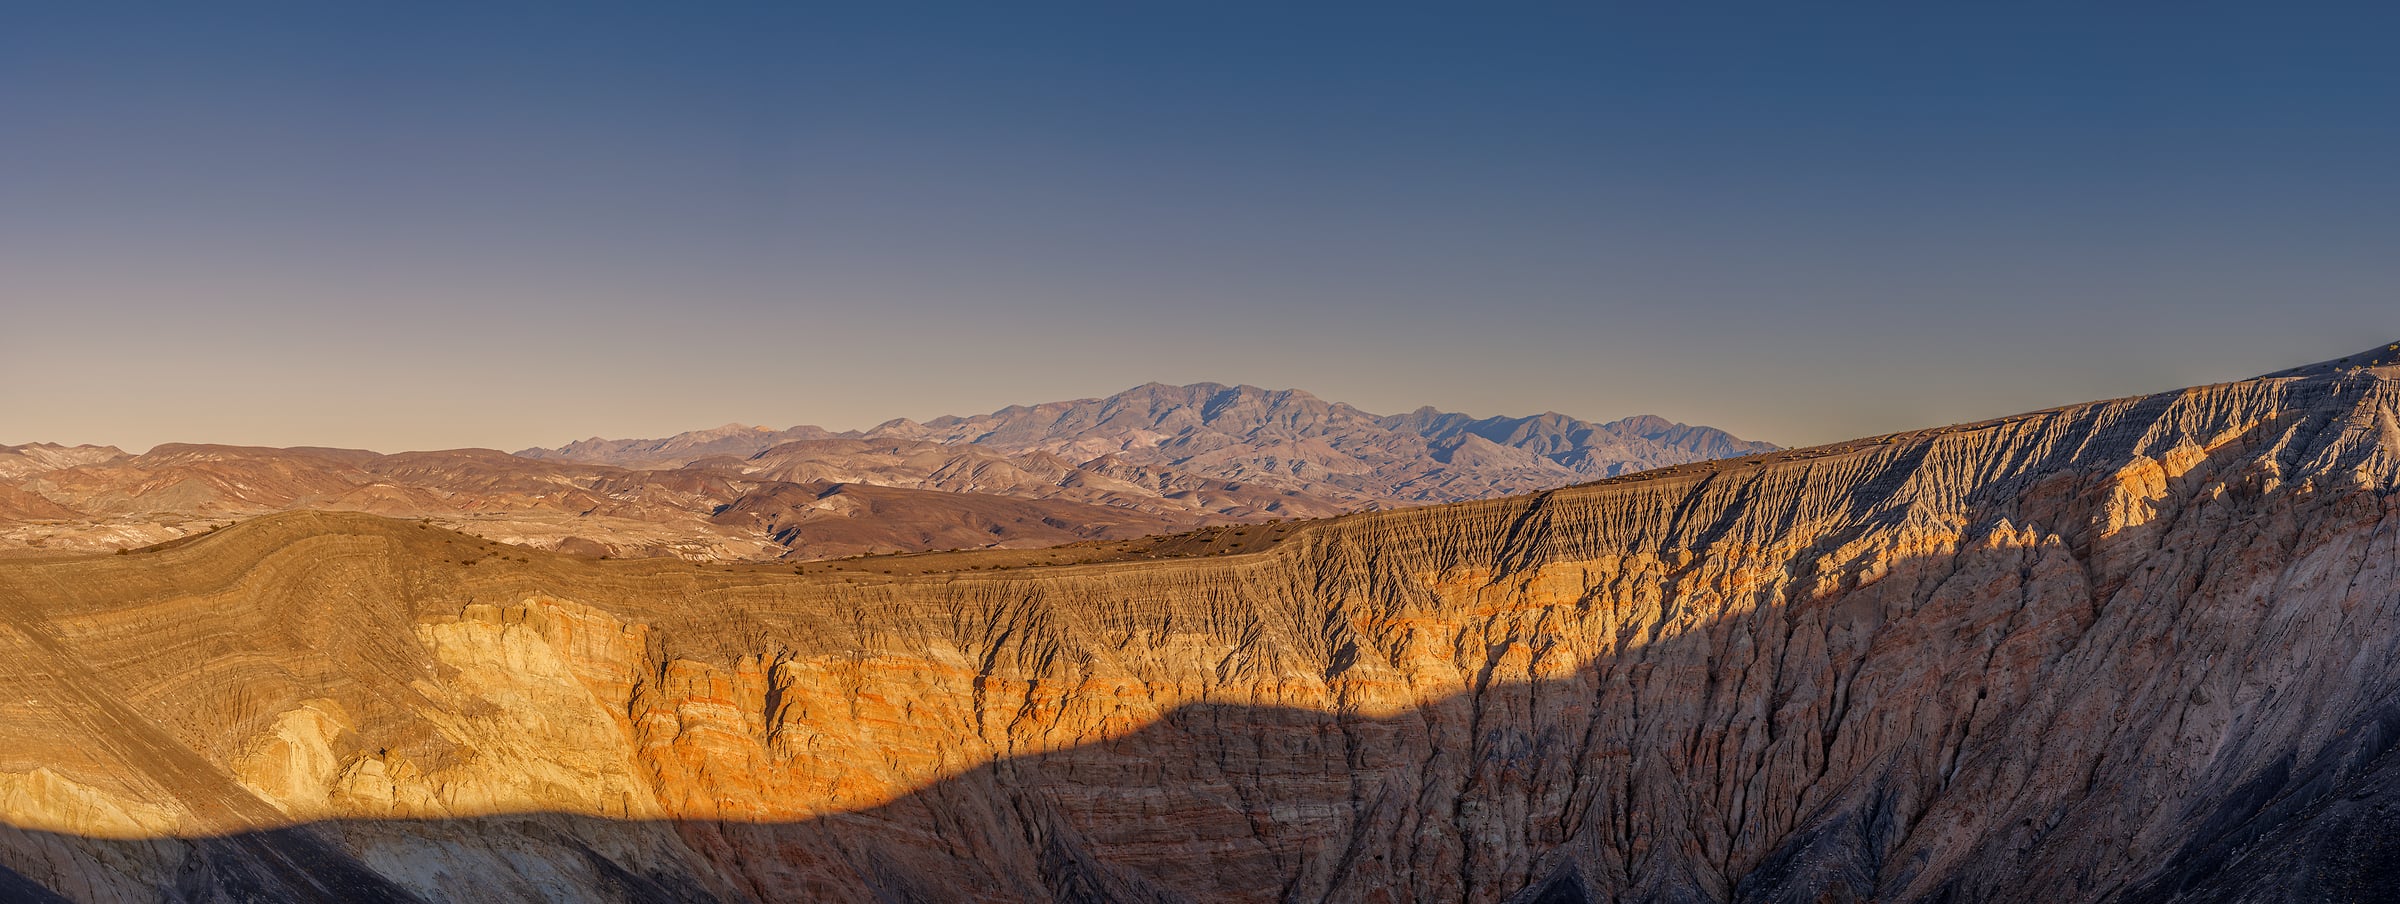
[4,346,2400,901]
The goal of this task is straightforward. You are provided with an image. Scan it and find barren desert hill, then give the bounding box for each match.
[0,440,1216,563]
[519,380,1778,506]
[0,444,128,482]
[730,435,1353,520]
[0,384,1765,564]
[5,343,2400,901]
[709,478,1193,557]
[527,423,845,471]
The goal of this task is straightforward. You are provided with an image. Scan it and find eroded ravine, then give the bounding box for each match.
[5,351,2400,902]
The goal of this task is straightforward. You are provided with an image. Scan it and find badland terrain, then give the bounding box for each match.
[5,347,2400,901]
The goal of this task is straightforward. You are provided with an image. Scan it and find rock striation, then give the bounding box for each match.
[4,344,2400,901]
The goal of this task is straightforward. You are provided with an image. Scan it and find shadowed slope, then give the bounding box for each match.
[5,347,2400,902]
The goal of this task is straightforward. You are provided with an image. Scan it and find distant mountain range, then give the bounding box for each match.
[1,383,1771,560]
[522,381,1776,507]
[15,347,2400,901]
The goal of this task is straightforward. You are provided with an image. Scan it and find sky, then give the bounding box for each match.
[4,4,2398,453]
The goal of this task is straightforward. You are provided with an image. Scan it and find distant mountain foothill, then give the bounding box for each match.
[0,382,1773,561]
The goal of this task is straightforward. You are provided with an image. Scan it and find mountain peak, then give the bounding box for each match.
[1105,381,1312,405]
[511,383,1773,507]
[13,352,2400,901]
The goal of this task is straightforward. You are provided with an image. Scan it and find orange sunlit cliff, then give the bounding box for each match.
[4,345,2400,901]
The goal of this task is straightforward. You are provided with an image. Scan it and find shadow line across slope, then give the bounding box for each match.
[5,358,2400,902]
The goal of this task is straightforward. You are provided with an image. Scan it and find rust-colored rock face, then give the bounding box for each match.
[6,347,2400,902]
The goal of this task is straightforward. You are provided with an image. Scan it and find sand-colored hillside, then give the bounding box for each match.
[3,347,2399,901]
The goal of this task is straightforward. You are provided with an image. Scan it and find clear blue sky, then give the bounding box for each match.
[5,4,2397,451]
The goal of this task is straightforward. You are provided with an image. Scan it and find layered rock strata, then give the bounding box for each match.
[3,347,2400,901]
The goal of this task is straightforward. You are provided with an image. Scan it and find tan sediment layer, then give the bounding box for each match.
[2,351,2399,901]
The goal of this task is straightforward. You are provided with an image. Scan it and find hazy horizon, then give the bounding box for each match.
[8,350,2394,458]
[7,6,2398,453]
